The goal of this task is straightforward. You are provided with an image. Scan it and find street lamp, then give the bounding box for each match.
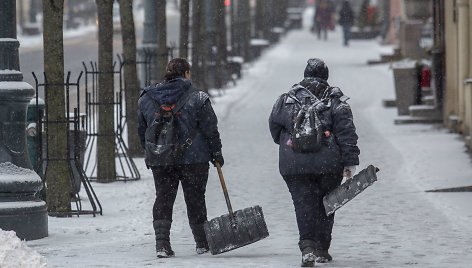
[0,0,48,240]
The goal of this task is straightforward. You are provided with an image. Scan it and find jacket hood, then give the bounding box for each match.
[297,77,346,101]
[299,77,331,99]
[304,58,329,80]
[144,78,192,104]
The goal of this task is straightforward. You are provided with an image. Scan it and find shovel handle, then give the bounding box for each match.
[215,162,234,218]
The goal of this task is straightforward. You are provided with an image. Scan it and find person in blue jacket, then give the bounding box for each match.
[138,58,223,258]
[269,58,360,267]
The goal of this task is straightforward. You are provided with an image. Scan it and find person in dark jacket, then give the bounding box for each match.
[338,0,355,46]
[269,58,360,267]
[313,0,333,40]
[138,58,224,258]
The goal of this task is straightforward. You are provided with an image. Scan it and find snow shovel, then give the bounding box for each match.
[323,165,380,216]
[204,162,269,255]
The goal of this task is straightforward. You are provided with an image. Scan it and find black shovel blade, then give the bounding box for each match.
[323,165,379,216]
[204,205,269,255]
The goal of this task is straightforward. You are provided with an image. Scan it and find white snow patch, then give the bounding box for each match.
[0,162,41,184]
[0,229,48,268]
[0,70,22,75]
[0,201,46,209]
[0,81,34,90]
[0,38,17,42]
[391,58,418,69]
[29,97,45,105]
[250,39,270,46]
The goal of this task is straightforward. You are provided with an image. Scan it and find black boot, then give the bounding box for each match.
[299,240,316,267]
[153,220,175,258]
[190,223,209,254]
[301,247,315,267]
[314,249,332,263]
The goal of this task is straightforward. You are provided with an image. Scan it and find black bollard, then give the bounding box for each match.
[0,0,48,240]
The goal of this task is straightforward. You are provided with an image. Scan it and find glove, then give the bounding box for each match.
[343,166,356,179]
[211,151,224,168]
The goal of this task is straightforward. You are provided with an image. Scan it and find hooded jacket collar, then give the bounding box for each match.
[144,78,192,105]
[299,77,331,99]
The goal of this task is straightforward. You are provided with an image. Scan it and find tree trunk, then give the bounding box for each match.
[214,0,227,89]
[265,0,274,37]
[42,0,71,213]
[255,0,264,38]
[230,0,239,56]
[191,0,203,90]
[239,0,251,62]
[157,0,167,82]
[255,0,270,39]
[179,0,190,58]
[275,0,287,28]
[96,0,116,183]
[118,0,142,157]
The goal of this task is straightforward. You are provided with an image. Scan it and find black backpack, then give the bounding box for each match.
[288,88,324,153]
[145,90,197,166]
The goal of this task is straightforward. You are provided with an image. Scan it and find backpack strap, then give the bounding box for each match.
[172,89,198,115]
[175,90,199,148]
[287,88,303,106]
[151,98,161,112]
[288,87,322,108]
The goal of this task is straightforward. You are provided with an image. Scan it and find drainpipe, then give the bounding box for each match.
[457,0,469,134]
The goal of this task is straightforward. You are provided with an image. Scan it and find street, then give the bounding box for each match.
[18,6,181,102]
[22,10,472,268]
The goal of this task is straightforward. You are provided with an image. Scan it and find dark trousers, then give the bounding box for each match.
[151,163,209,226]
[342,25,352,46]
[316,23,328,40]
[284,173,342,250]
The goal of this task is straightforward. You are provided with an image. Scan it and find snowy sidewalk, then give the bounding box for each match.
[17,10,472,268]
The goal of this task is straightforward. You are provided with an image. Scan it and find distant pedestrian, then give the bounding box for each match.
[138,58,224,258]
[313,0,333,40]
[338,0,355,46]
[269,58,360,267]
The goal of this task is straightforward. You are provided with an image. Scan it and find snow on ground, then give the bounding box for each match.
[0,229,47,268]
[1,7,471,268]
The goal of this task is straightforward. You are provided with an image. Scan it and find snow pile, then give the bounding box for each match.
[0,229,48,268]
[0,162,34,176]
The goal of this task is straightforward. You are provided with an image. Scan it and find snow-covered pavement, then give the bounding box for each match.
[8,9,472,268]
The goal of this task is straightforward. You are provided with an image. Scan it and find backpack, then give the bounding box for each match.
[288,88,324,153]
[145,90,197,166]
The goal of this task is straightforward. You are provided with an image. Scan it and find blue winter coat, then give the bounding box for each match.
[138,78,222,166]
[269,78,360,176]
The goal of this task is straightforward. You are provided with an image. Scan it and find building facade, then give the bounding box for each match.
[443,0,472,148]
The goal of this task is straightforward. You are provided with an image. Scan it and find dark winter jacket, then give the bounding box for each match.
[138,78,222,165]
[314,2,333,28]
[338,1,355,26]
[269,77,360,176]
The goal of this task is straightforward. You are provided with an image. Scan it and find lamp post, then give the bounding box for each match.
[137,0,158,87]
[0,0,48,240]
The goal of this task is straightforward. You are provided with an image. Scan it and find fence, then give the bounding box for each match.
[32,71,102,217]
[82,56,140,182]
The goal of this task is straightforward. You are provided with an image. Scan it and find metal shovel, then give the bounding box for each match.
[323,165,380,216]
[204,162,269,255]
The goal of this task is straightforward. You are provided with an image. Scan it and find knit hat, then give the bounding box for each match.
[304,58,329,80]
